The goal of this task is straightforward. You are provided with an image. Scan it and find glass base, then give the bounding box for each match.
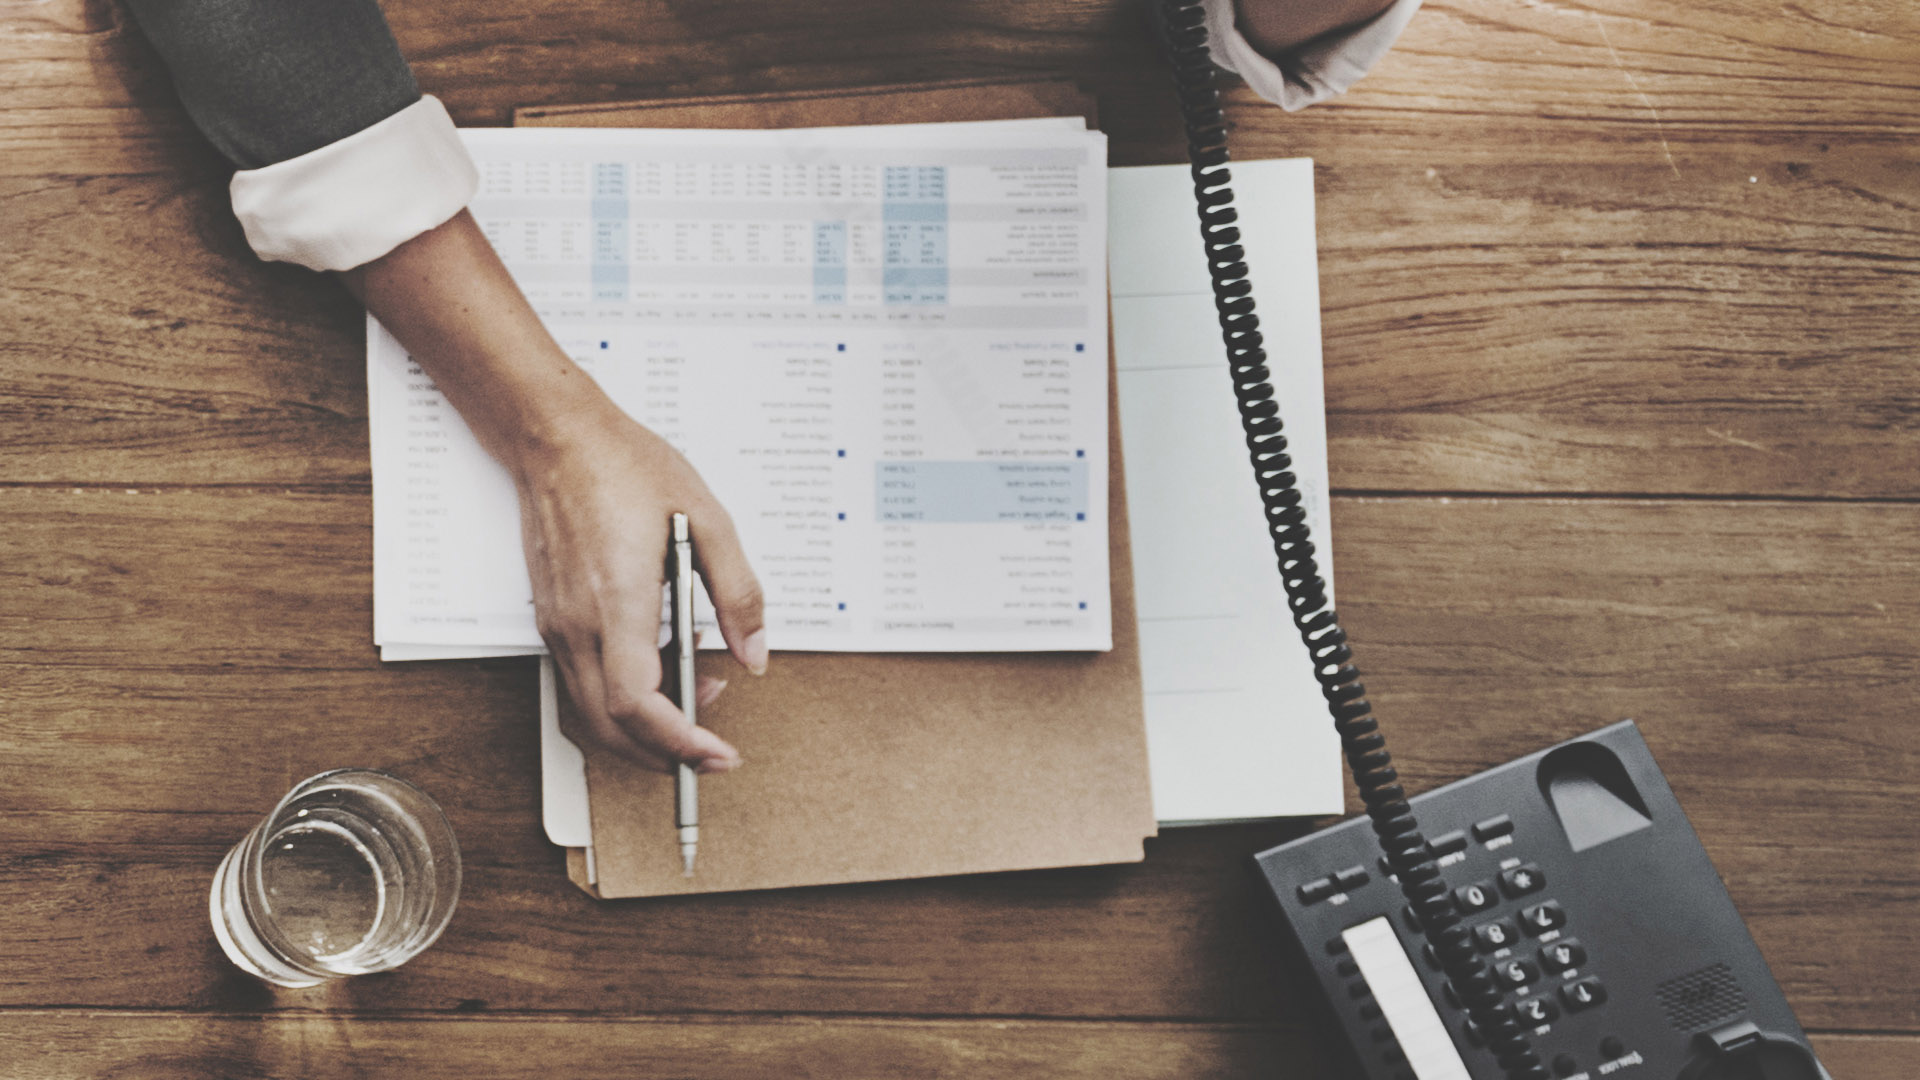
[209,842,325,988]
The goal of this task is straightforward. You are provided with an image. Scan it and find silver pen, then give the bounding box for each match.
[668,512,700,876]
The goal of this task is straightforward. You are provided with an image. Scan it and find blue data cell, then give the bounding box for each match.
[813,221,848,265]
[875,461,1089,523]
[882,201,948,223]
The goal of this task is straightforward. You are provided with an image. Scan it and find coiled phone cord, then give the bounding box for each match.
[1155,4,1547,1078]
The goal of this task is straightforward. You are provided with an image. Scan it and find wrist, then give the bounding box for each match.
[442,344,615,482]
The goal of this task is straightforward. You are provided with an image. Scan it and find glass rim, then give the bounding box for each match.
[237,767,461,981]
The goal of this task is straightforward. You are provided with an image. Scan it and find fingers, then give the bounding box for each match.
[688,506,769,676]
[600,609,742,773]
[554,635,740,773]
[550,638,672,773]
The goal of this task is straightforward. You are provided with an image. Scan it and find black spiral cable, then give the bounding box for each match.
[1154,4,1546,1078]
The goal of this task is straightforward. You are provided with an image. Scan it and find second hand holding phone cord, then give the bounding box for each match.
[1155,4,1549,1078]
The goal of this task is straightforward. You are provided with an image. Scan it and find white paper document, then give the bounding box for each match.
[1109,158,1343,823]
[371,124,1112,655]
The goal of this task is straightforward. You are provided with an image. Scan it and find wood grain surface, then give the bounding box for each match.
[0,1013,1907,1079]
[1,0,1914,1075]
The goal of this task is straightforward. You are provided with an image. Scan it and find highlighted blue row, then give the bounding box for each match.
[875,461,1089,523]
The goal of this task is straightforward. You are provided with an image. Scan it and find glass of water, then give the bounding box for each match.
[210,769,461,987]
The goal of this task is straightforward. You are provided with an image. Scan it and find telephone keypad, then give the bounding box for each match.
[1540,938,1586,973]
[1499,863,1546,898]
[1473,918,1518,952]
[1560,977,1608,1012]
[1498,959,1539,988]
[1454,880,1499,913]
[1516,994,1561,1025]
[1520,900,1567,935]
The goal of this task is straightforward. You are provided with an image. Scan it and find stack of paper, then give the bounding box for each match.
[370,119,1114,662]
[365,117,1339,835]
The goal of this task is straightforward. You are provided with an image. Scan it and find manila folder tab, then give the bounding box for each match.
[517,81,1151,900]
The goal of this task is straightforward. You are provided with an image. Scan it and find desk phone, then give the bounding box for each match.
[1152,4,1837,1078]
[1253,722,1830,1080]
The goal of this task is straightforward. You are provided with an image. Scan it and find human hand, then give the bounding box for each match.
[341,210,766,770]
[513,393,768,773]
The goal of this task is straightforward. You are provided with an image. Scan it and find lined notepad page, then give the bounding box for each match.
[1110,159,1342,824]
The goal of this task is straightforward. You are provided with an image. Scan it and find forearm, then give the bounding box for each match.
[339,210,605,478]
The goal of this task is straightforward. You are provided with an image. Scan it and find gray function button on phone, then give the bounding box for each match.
[1471,814,1514,842]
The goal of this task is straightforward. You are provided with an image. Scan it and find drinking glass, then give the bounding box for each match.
[210,769,461,987]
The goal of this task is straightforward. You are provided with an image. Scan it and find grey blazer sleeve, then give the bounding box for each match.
[120,0,422,169]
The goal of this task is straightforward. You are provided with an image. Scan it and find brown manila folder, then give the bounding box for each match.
[517,80,1158,899]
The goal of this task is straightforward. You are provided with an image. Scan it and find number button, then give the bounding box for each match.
[1561,977,1608,1012]
[1515,995,1560,1025]
[1540,938,1587,973]
[1473,919,1519,952]
[1520,900,1566,935]
[1499,863,1546,898]
[1498,959,1539,988]
[1454,880,1499,913]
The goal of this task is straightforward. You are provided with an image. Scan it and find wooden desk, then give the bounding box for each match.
[2,0,1913,1075]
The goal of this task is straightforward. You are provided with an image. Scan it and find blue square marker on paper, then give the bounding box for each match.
[1079,602,1087,610]
[837,449,846,458]
[837,512,846,520]
[1076,512,1086,521]
[837,343,846,352]
[1075,343,1085,352]
[837,602,846,611]
[1075,448,1085,458]
[599,341,608,349]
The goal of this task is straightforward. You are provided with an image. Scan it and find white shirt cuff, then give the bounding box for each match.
[228,95,480,272]
[1201,0,1422,112]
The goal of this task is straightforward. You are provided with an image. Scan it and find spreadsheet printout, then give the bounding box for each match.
[370,125,1111,652]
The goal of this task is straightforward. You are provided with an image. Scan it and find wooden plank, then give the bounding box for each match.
[4,1,1916,494]
[0,489,1911,1025]
[4,145,1915,494]
[0,1012,1904,1079]
[6,0,1914,174]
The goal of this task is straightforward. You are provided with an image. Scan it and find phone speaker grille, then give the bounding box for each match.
[1657,963,1748,1031]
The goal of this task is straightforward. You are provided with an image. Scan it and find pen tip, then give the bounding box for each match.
[682,847,697,877]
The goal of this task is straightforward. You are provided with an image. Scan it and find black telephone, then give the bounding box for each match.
[1153,4,1834,1078]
